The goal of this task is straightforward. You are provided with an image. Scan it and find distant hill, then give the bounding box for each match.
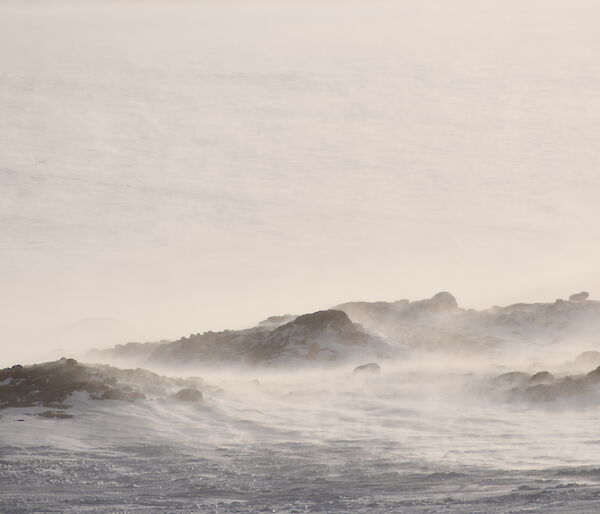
[90,292,600,367]
[91,309,400,367]
[334,292,600,353]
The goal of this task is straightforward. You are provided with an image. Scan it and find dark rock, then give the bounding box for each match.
[0,360,104,409]
[529,371,554,385]
[569,292,590,302]
[353,363,381,374]
[585,365,600,384]
[525,377,588,401]
[429,292,458,310]
[174,388,203,402]
[102,304,400,367]
[91,289,600,366]
[246,309,394,364]
[36,411,74,419]
[283,310,354,333]
[0,360,204,412]
[495,367,600,402]
[524,384,555,402]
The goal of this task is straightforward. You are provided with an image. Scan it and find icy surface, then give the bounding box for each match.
[4,366,600,512]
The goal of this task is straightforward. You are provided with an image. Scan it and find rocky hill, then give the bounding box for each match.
[90,292,600,367]
[93,309,399,367]
[0,358,207,418]
[334,291,600,353]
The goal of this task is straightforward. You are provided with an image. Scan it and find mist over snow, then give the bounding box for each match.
[2,0,600,512]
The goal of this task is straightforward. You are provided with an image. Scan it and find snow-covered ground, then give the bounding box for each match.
[4,363,600,512]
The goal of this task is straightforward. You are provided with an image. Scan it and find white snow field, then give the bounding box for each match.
[4,362,600,512]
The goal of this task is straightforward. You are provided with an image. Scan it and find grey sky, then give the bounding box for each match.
[1,0,599,358]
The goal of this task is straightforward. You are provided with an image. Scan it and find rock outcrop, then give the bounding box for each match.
[335,292,600,354]
[490,365,600,402]
[91,292,600,366]
[173,388,203,402]
[529,371,554,385]
[569,291,589,302]
[429,291,459,310]
[95,310,399,367]
[0,359,207,415]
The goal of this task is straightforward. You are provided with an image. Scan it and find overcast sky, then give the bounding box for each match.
[2,0,599,359]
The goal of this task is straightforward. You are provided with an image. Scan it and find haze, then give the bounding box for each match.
[2,0,600,361]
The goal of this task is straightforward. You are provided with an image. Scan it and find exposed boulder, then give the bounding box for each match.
[353,363,381,374]
[247,310,395,365]
[492,365,600,402]
[523,378,587,402]
[585,365,600,384]
[174,388,203,402]
[285,310,354,332]
[529,371,554,385]
[569,292,590,302]
[399,292,459,315]
[429,292,458,310]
